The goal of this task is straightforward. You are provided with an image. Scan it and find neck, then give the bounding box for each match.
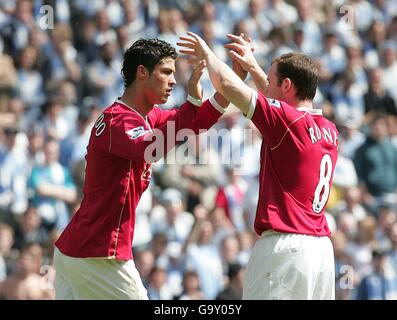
[289,98,313,109]
[120,85,153,116]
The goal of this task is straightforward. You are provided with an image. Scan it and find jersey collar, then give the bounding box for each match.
[296,107,323,115]
[116,98,148,123]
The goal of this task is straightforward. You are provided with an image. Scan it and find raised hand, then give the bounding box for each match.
[225,33,269,95]
[224,33,258,73]
[177,32,212,62]
[187,60,206,100]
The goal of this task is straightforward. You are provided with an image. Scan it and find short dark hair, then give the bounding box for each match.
[227,263,243,279]
[121,38,177,88]
[272,53,318,101]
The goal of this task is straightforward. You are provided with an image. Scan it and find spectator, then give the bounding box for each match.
[353,115,397,213]
[16,45,44,113]
[363,20,388,68]
[267,0,298,27]
[375,205,397,249]
[381,42,397,103]
[216,263,245,300]
[146,265,173,300]
[364,68,397,119]
[208,207,235,248]
[295,0,322,57]
[215,165,248,232]
[236,230,255,265]
[0,243,54,300]
[330,67,365,126]
[150,188,194,244]
[45,23,81,90]
[388,223,397,276]
[86,39,123,107]
[263,27,292,71]
[13,206,50,251]
[333,186,367,222]
[40,98,71,141]
[4,98,30,139]
[0,223,16,282]
[332,230,357,300]
[238,0,273,42]
[317,28,346,95]
[158,134,221,212]
[184,217,224,299]
[346,216,379,281]
[122,1,145,45]
[178,269,206,300]
[337,119,365,160]
[29,138,77,231]
[74,19,98,64]
[134,248,155,289]
[25,125,45,177]
[56,80,79,128]
[1,0,34,56]
[219,234,241,276]
[356,248,397,300]
[0,43,17,113]
[0,125,28,223]
[133,187,154,249]
[59,107,92,172]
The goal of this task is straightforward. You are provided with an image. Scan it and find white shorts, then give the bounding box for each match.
[243,231,335,300]
[54,248,148,300]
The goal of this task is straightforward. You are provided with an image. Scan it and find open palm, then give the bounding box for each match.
[177,32,212,62]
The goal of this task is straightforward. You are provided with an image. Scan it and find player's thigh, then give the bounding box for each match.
[54,248,76,300]
[55,271,76,300]
[243,234,314,300]
[313,237,335,300]
[243,236,278,299]
[61,255,148,300]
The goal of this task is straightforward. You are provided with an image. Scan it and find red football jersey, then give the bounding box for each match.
[247,91,339,237]
[55,97,224,260]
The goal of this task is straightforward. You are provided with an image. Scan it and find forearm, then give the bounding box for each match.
[38,185,77,203]
[205,51,251,115]
[247,63,269,95]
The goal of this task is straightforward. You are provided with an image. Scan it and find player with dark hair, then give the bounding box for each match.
[178,32,338,299]
[54,38,229,300]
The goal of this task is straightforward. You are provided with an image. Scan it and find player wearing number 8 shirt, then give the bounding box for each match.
[178,32,338,299]
[53,39,230,300]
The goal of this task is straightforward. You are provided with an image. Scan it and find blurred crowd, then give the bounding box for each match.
[1,0,397,300]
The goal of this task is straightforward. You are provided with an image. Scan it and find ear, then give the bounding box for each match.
[282,78,296,95]
[136,65,149,80]
[282,78,292,91]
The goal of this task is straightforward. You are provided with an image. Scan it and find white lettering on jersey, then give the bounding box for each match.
[308,125,338,146]
[126,126,149,140]
[322,128,333,144]
[266,98,281,108]
[309,127,317,144]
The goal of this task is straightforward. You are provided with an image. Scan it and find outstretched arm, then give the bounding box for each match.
[186,59,229,111]
[153,60,229,128]
[224,34,269,95]
[178,32,253,115]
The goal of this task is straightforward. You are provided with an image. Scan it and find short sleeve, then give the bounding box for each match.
[246,91,290,145]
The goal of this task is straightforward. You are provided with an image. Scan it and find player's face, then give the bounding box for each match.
[147,57,176,104]
[264,62,283,100]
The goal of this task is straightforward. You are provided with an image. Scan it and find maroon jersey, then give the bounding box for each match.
[247,91,339,237]
[55,97,224,260]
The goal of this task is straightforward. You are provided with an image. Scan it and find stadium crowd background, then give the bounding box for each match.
[1,0,397,300]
